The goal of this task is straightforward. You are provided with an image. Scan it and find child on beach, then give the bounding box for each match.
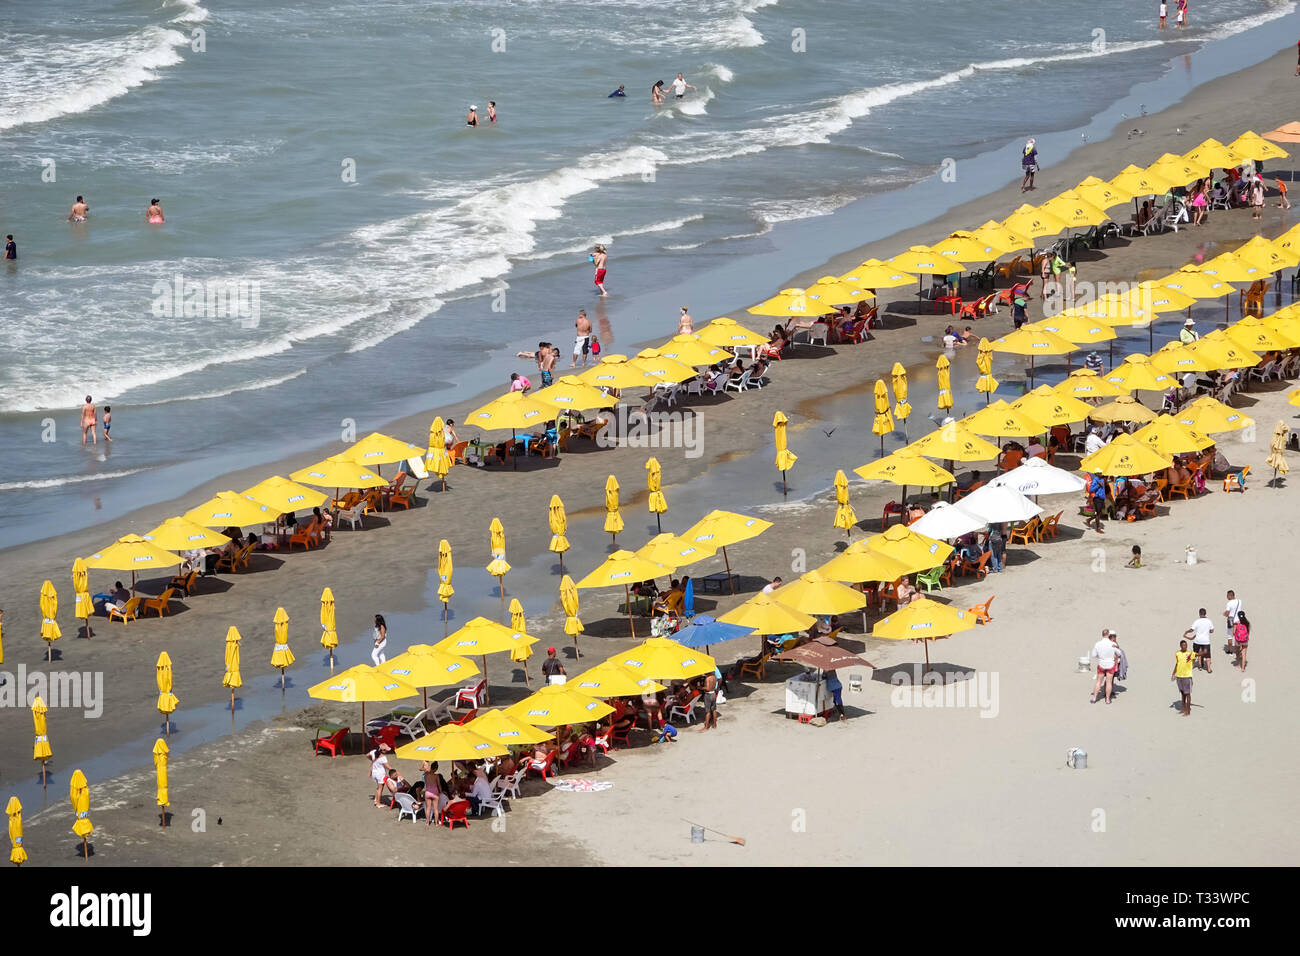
[81,395,97,446]
[1125,545,1142,568]
[102,405,113,442]
[1232,612,1250,671]
[1251,177,1265,220]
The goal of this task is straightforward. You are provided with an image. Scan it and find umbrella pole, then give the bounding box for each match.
[723,546,735,595]
[655,513,662,533]
[42,760,47,791]
[625,583,636,639]
[82,837,87,861]
[924,638,932,674]
[281,668,286,692]
[443,601,449,637]
[781,470,787,497]
[512,429,518,471]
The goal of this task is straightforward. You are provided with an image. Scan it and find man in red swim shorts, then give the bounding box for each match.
[592,244,608,296]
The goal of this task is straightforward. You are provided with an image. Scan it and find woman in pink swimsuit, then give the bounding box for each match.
[146,199,165,224]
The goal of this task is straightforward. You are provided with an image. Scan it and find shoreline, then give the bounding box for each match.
[3,44,1300,862]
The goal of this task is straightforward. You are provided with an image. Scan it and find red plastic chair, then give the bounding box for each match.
[449,707,478,726]
[441,800,471,830]
[881,500,902,531]
[525,749,559,780]
[367,724,401,752]
[313,727,348,758]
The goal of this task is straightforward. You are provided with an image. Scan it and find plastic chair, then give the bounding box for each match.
[393,792,420,823]
[313,727,348,758]
[1007,517,1040,546]
[1223,465,1250,493]
[881,500,902,531]
[525,750,558,780]
[441,800,471,830]
[916,566,945,592]
[108,597,141,624]
[142,588,177,618]
[969,597,995,625]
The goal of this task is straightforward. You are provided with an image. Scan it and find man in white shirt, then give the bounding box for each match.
[761,576,783,596]
[1084,428,1106,456]
[1223,589,1242,627]
[669,73,695,99]
[467,768,495,816]
[1089,628,1120,704]
[1184,608,1214,673]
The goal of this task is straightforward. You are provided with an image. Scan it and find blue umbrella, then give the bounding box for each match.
[683,578,695,619]
[673,615,754,650]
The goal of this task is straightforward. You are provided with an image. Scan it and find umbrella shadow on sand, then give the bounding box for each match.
[870,661,978,685]
[70,840,97,860]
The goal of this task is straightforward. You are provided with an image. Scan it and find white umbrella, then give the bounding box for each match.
[991,457,1086,496]
[910,501,986,540]
[955,483,1043,524]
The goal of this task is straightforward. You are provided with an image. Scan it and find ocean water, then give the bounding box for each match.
[1,0,1295,546]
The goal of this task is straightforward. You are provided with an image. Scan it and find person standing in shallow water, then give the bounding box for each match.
[80,395,97,446]
[466,105,479,127]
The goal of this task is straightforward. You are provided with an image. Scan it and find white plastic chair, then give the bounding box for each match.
[393,792,419,822]
[498,768,525,799]
[426,697,456,728]
[336,501,368,531]
[724,369,753,393]
[807,322,830,347]
[477,782,507,817]
[685,376,704,396]
[391,708,430,738]
[668,692,700,725]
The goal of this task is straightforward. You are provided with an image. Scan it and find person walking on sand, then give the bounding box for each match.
[146,199,165,224]
[80,395,98,446]
[1223,589,1243,629]
[371,613,388,666]
[1184,607,1213,673]
[669,73,695,100]
[573,309,593,367]
[1250,176,1265,220]
[591,244,608,296]
[67,195,89,222]
[677,306,693,335]
[1089,628,1119,704]
[1172,639,1195,715]
[1232,611,1251,671]
[1021,138,1039,192]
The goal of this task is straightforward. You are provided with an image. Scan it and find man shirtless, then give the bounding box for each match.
[517,341,558,387]
[68,196,90,222]
[572,310,593,367]
[81,395,98,445]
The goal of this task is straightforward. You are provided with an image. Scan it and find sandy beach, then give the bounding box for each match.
[4,44,1299,867]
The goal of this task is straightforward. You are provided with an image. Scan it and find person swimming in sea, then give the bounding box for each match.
[609,85,626,97]
[487,101,496,123]
[651,80,665,104]
[146,199,165,224]
[68,195,89,222]
[466,105,479,126]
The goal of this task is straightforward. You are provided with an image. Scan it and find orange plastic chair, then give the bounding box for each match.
[958,551,992,579]
[450,441,469,464]
[1007,517,1040,545]
[969,597,994,625]
[108,596,141,624]
[143,588,177,618]
[1223,465,1250,493]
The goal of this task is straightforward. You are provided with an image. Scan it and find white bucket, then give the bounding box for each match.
[1067,747,1088,770]
[690,825,704,844]
[1186,546,1198,565]
[1077,656,1091,673]
[849,673,863,692]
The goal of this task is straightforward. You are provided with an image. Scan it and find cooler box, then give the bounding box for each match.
[784,674,831,718]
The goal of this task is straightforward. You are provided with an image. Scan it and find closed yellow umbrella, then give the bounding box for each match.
[840,258,915,290]
[1011,385,1095,427]
[773,411,797,494]
[833,469,857,537]
[1080,432,1171,476]
[504,685,614,728]
[1175,396,1253,435]
[864,524,955,575]
[379,645,479,709]
[271,606,294,690]
[1227,130,1290,161]
[575,550,670,638]
[32,695,51,789]
[962,399,1047,439]
[184,490,279,527]
[487,517,511,611]
[1105,354,1173,393]
[694,317,770,348]
[1267,420,1290,482]
[631,348,698,383]
[7,796,26,866]
[1186,331,1260,371]
[604,474,624,543]
[39,580,60,662]
[936,355,953,411]
[153,738,170,827]
[1054,369,1124,400]
[426,417,453,492]
[606,637,716,681]
[1089,396,1158,424]
[307,664,418,740]
[547,495,570,568]
[560,574,584,657]
[72,557,92,640]
[437,539,454,633]
[393,724,509,763]
[568,663,665,699]
[320,587,338,669]
[976,337,998,401]
[773,570,867,616]
[646,457,667,532]
[464,709,555,746]
[872,379,894,455]
[433,616,538,701]
[1002,203,1068,239]
[635,533,717,570]
[507,599,533,683]
[156,651,178,736]
[222,625,242,712]
[659,334,729,367]
[906,421,999,462]
[872,597,976,673]
[69,769,93,858]
[1131,416,1214,458]
[238,476,327,515]
[891,362,912,424]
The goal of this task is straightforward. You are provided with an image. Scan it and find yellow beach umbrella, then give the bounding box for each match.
[7,796,26,866]
[560,574,584,656]
[308,663,418,738]
[833,469,857,537]
[804,274,873,303]
[604,474,624,543]
[238,476,327,514]
[271,606,294,690]
[434,616,538,700]
[83,535,180,596]
[855,449,955,487]
[646,457,668,531]
[463,392,560,469]
[1055,369,1124,400]
[1151,341,1213,376]
[818,544,912,586]
[575,550,670,638]
[222,626,242,712]
[547,495,570,566]
[464,709,555,747]
[142,516,230,558]
[426,416,453,491]
[749,287,820,317]
[1073,175,1128,209]
[1146,152,1208,187]
[1175,396,1253,434]
[1011,384,1095,427]
[864,524,955,575]
[1187,331,1260,370]
[969,220,1033,253]
[437,539,454,632]
[632,348,698,383]
[348,431,424,470]
[288,455,385,496]
[1002,203,1068,239]
[873,597,976,672]
[934,232,1005,264]
[1081,432,1171,476]
[888,244,965,275]
[636,533,717,570]
[156,651,178,735]
[1105,354,1173,392]
[774,411,797,494]
[532,376,612,414]
[659,334,728,367]
[1226,317,1299,353]
[694,317,770,348]
[606,637,716,681]
[1030,315,1115,348]
[976,337,998,400]
[1089,396,1158,424]
[936,355,953,411]
[1066,294,1150,329]
[840,258,915,290]
[184,490,279,527]
[963,399,1047,439]
[569,663,665,699]
[39,580,60,662]
[1227,130,1290,161]
[772,570,867,616]
[487,517,511,609]
[1182,138,1243,171]
[32,696,51,788]
[72,556,92,639]
[992,325,1076,377]
[1131,416,1214,458]
[1158,265,1232,301]
[872,379,894,454]
[380,645,479,708]
[507,599,533,682]
[1039,191,1110,229]
[1131,282,1197,314]
[1200,251,1264,284]
[505,685,614,728]
[1234,236,1298,273]
[153,738,170,825]
[679,509,772,595]
[891,362,911,423]
[1109,163,1172,198]
[394,724,508,763]
[320,586,338,668]
[907,420,1000,463]
[69,769,93,857]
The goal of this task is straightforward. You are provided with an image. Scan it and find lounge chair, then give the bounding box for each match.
[426,697,456,728]
[108,596,141,624]
[142,588,178,618]
[391,708,430,738]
